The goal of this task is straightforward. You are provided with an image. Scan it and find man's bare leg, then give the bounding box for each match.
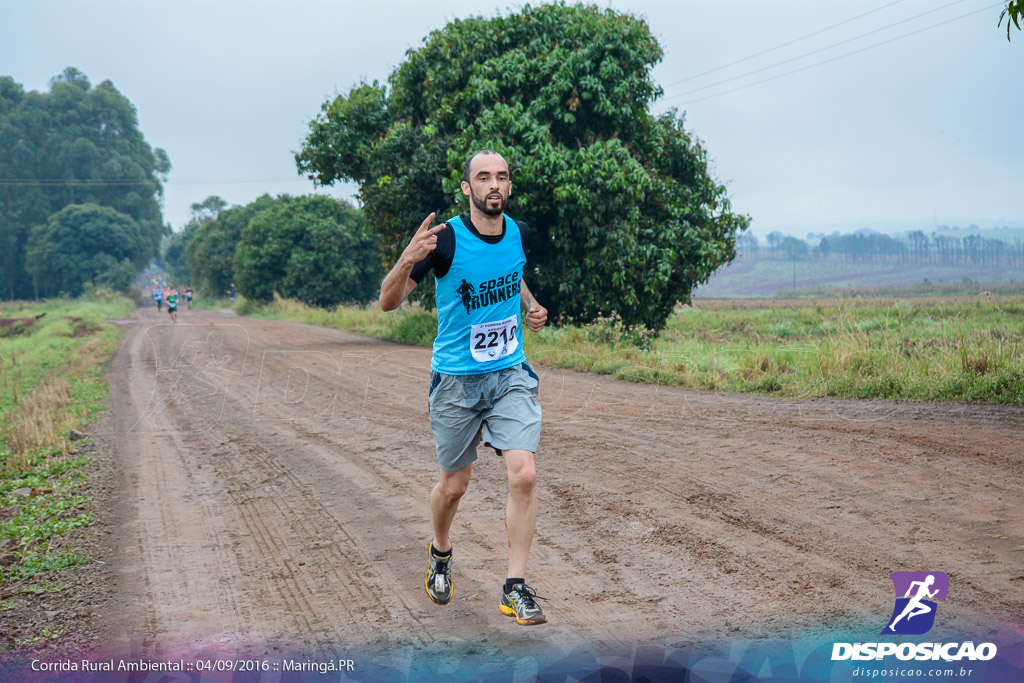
[499,448,546,624]
[503,449,537,578]
[431,464,472,552]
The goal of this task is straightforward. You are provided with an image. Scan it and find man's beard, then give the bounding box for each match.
[471,189,506,216]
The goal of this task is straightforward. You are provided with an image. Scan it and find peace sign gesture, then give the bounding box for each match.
[400,212,447,264]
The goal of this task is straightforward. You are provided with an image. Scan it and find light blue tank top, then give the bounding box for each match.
[432,215,527,375]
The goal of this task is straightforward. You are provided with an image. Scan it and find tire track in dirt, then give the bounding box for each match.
[218,434,432,643]
[105,318,266,652]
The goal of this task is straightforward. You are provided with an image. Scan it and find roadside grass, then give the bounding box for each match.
[236,293,440,345]
[236,292,1024,404]
[0,293,133,645]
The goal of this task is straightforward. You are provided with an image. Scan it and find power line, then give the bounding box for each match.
[662,0,978,101]
[669,2,1003,107]
[166,178,310,186]
[662,0,913,89]
[0,178,310,186]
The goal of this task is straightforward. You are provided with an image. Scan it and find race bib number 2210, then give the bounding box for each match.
[470,314,519,363]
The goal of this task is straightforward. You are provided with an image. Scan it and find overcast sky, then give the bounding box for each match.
[2,0,1021,238]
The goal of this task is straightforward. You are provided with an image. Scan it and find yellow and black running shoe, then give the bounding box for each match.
[499,582,547,625]
[424,543,453,605]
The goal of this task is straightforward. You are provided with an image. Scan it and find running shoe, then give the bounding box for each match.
[424,543,453,605]
[499,582,547,625]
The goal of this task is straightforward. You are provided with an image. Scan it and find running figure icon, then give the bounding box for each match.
[881,571,949,635]
[888,574,938,631]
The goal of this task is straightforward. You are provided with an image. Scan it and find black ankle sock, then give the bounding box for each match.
[431,545,452,559]
[504,577,525,593]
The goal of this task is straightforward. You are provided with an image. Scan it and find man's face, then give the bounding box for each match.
[462,154,510,217]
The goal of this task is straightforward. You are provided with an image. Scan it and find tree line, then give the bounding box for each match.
[0,68,170,299]
[164,193,382,307]
[182,3,748,326]
[5,4,751,334]
[737,230,1024,268]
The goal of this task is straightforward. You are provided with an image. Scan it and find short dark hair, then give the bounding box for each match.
[463,149,508,183]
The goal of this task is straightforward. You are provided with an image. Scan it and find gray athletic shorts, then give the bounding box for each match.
[428,362,542,472]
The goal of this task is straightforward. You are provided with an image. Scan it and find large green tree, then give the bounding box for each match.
[26,203,148,297]
[233,195,380,307]
[296,2,747,330]
[0,68,169,299]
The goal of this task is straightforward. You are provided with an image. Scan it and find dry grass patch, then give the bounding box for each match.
[3,380,76,464]
[2,338,105,475]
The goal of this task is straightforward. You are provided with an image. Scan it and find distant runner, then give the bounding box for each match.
[186,286,193,310]
[379,149,550,626]
[154,288,163,312]
[165,288,178,323]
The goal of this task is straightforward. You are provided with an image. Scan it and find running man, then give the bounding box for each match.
[165,288,178,323]
[154,288,163,311]
[888,574,939,631]
[379,150,549,625]
[186,286,193,310]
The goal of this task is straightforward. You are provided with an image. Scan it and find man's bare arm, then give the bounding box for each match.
[379,268,417,311]
[379,212,443,311]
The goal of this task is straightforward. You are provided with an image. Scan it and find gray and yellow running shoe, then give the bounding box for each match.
[499,582,547,625]
[424,543,453,605]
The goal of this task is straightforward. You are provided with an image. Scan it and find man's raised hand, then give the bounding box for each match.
[401,212,446,265]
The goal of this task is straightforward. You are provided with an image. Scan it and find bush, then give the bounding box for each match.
[233,195,380,307]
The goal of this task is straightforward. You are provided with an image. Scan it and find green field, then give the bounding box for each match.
[0,293,133,645]
[776,280,1024,299]
[239,292,1024,404]
[695,255,1024,298]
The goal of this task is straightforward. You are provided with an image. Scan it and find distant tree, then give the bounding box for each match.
[163,231,189,284]
[933,234,950,265]
[25,203,147,296]
[908,230,928,265]
[164,195,228,284]
[816,237,831,260]
[296,3,748,331]
[233,195,379,306]
[983,237,1007,266]
[186,194,282,296]
[1000,1,1022,41]
[0,68,168,299]
[779,236,809,259]
[737,231,759,257]
[766,231,783,258]
[189,195,228,223]
[826,232,905,263]
[964,233,982,265]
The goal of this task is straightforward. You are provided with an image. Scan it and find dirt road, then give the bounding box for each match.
[97,305,1023,656]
